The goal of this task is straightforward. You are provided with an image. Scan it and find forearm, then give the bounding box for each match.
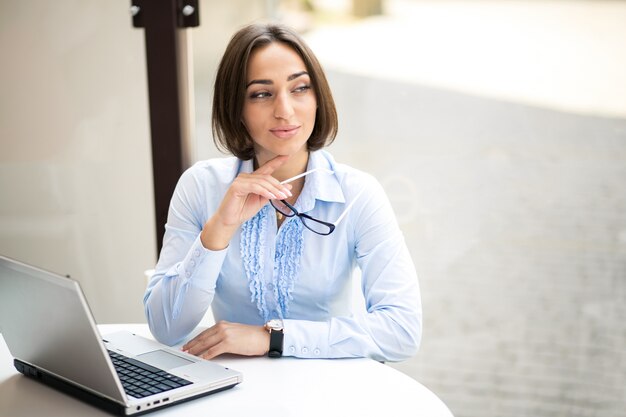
[145,276,214,346]
[283,301,421,362]
[144,235,228,345]
[200,216,239,251]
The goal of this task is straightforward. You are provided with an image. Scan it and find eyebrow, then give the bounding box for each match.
[246,71,309,88]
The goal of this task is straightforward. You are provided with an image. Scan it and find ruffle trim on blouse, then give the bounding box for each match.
[240,204,304,322]
[274,218,304,317]
[241,205,269,320]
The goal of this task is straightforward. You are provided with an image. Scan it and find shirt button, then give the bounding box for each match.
[190,260,196,267]
[194,250,200,257]
[314,349,320,356]
[289,346,296,353]
[185,271,191,278]
[302,347,308,354]
[267,283,274,291]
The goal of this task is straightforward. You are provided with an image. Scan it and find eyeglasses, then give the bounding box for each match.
[270,168,364,236]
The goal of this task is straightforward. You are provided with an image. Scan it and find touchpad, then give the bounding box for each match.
[136,350,195,371]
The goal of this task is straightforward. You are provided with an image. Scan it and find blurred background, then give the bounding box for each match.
[1,0,625,416]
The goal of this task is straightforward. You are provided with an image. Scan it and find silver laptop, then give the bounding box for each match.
[0,255,242,415]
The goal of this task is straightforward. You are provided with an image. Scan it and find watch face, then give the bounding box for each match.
[266,319,284,331]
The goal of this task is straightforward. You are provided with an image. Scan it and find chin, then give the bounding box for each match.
[272,145,308,158]
[255,139,309,160]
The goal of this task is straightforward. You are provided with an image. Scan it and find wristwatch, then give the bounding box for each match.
[265,319,284,358]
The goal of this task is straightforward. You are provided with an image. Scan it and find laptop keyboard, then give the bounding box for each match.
[108,350,192,399]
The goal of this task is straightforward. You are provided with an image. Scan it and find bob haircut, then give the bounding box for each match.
[212,23,338,160]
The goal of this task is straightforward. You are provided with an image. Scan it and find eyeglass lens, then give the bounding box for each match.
[300,217,333,235]
[271,199,295,217]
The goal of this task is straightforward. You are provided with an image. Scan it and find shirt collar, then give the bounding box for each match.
[302,150,345,206]
[239,158,254,175]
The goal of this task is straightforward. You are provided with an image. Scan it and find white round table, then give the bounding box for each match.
[0,323,453,417]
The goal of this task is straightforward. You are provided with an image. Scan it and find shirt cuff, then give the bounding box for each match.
[282,319,330,358]
[179,234,228,291]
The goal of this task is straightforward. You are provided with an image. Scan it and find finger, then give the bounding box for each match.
[182,336,200,352]
[256,174,293,197]
[182,326,220,352]
[249,181,291,200]
[186,335,219,356]
[253,155,289,175]
[182,331,209,351]
[201,345,226,360]
[183,339,204,354]
[235,176,292,200]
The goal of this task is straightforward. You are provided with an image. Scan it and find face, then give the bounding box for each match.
[242,42,317,164]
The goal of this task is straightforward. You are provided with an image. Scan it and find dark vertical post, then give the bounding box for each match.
[130,0,199,253]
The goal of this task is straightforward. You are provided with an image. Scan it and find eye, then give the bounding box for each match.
[293,84,311,94]
[249,91,271,99]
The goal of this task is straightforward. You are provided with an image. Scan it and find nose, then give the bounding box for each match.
[274,91,294,120]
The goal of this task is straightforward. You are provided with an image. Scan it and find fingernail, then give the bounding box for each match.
[284,189,293,197]
[278,192,288,199]
[269,193,277,200]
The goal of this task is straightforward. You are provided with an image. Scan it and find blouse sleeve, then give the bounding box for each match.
[143,165,228,346]
[282,175,422,362]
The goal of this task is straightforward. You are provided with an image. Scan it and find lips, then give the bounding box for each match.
[269,125,300,139]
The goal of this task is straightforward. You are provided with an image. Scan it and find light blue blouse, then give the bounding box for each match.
[144,150,422,362]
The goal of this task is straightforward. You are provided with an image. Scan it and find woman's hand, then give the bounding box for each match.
[201,155,292,250]
[182,321,270,360]
[217,155,292,226]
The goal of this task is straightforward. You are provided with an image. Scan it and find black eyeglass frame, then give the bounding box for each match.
[270,199,336,236]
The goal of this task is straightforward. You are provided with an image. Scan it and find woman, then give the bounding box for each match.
[144,23,421,362]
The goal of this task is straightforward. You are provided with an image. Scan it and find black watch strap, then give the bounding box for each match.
[268,328,284,358]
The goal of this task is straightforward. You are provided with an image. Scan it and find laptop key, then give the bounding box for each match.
[162,379,182,389]
[156,383,172,391]
[107,349,192,396]
[173,377,192,386]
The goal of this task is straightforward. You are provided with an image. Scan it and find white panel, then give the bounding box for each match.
[0,0,155,323]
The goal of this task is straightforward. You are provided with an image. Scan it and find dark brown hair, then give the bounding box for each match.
[212,23,338,160]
